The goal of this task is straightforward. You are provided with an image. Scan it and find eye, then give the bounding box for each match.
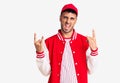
[70,17,75,20]
[63,16,68,19]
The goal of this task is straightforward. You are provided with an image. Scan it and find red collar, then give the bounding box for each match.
[57,29,77,41]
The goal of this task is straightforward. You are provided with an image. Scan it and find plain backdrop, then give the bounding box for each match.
[0,0,120,83]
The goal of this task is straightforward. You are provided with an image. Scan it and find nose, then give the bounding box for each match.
[66,18,70,24]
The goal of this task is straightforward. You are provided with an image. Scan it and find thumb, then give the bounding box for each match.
[86,36,90,40]
[41,36,44,41]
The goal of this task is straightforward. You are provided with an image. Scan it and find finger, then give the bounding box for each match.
[92,29,96,38]
[38,36,44,43]
[34,33,37,42]
[86,36,89,39]
[41,36,44,40]
[41,36,44,43]
[87,36,95,42]
[86,36,91,41]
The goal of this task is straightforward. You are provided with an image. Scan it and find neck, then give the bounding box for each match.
[61,30,73,38]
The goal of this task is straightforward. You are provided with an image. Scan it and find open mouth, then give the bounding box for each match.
[64,24,70,29]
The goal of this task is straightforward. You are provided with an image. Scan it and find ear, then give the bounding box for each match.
[75,17,77,22]
[59,15,62,22]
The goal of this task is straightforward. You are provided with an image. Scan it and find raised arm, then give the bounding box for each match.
[34,33,51,76]
[86,29,98,74]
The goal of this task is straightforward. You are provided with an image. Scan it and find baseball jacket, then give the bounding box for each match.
[36,29,98,83]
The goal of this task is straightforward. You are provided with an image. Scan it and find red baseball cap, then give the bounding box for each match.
[61,3,78,16]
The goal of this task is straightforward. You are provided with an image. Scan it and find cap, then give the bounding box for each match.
[61,3,78,16]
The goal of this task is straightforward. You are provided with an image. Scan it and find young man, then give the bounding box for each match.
[34,3,98,83]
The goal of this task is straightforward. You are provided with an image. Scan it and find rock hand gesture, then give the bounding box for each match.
[34,33,44,52]
[86,29,98,51]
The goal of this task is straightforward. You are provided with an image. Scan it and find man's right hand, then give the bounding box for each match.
[34,33,44,52]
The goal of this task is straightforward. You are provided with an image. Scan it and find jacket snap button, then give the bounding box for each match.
[75,62,78,65]
[58,62,61,65]
[77,73,80,76]
[73,51,75,53]
[60,51,62,54]
[57,74,60,77]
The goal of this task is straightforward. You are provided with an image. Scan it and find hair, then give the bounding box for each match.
[60,9,77,16]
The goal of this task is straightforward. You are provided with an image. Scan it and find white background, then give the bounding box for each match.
[0,0,120,83]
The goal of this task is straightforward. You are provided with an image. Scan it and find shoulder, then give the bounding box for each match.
[76,33,88,44]
[77,33,87,40]
[77,33,89,49]
[45,34,58,42]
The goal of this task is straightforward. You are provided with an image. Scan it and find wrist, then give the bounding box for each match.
[91,48,98,52]
[36,51,45,58]
[90,48,98,56]
[36,51,44,54]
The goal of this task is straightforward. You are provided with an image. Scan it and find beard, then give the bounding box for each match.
[61,26,73,33]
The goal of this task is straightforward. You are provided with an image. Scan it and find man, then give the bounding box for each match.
[34,3,98,83]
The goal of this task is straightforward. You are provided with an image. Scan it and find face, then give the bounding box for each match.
[60,12,77,34]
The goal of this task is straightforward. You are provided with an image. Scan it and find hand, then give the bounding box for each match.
[34,33,44,52]
[86,29,97,50]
